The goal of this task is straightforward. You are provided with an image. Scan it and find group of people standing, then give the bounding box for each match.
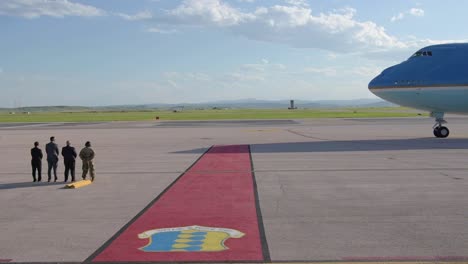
[30,137,96,183]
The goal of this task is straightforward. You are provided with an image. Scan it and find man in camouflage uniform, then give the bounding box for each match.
[79,141,95,181]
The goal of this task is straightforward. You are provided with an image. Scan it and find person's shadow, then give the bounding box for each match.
[0,181,65,190]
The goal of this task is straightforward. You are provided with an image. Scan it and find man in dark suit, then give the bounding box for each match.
[31,141,43,182]
[62,140,77,182]
[46,136,59,182]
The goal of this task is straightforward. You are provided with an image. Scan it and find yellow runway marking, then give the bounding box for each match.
[64,179,92,189]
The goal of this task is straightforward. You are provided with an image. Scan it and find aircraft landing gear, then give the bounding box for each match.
[431,112,449,138]
[433,126,449,138]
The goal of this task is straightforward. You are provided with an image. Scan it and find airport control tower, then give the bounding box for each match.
[288,100,297,110]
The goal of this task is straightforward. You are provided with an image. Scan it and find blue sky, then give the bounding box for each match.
[1,0,467,107]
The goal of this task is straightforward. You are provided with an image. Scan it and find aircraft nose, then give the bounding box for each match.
[368,65,395,90]
[368,74,383,90]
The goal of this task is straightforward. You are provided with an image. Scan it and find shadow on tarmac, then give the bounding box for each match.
[173,138,468,154]
[0,181,65,190]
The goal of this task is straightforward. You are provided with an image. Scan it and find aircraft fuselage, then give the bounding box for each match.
[369,43,468,114]
[368,43,468,138]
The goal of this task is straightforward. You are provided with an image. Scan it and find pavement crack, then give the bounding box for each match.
[279,182,286,196]
[275,200,280,214]
[285,129,329,140]
[440,172,464,180]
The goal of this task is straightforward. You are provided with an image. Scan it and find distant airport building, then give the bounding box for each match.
[288,100,297,110]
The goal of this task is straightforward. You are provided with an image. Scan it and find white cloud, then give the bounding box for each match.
[146,27,177,34]
[153,1,407,53]
[162,60,286,87]
[226,60,286,82]
[167,79,178,88]
[163,71,212,87]
[0,0,105,19]
[409,8,424,17]
[116,10,152,21]
[390,13,404,22]
[187,72,211,81]
[304,67,337,76]
[168,0,254,26]
[327,52,338,60]
[301,65,384,78]
[350,66,381,77]
[241,63,266,72]
[146,1,466,60]
[242,6,406,51]
[226,72,265,82]
[284,0,309,7]
[391,7,424,22]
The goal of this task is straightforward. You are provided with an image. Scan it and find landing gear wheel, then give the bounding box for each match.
[438,126,449,138]
[433,126,449,138]
[431,112,449,138]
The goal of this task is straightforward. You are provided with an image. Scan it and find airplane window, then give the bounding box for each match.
[410,51,432,58]
[411,51,423,58]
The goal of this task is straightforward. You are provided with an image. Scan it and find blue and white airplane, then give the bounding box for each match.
[369,43,468,138]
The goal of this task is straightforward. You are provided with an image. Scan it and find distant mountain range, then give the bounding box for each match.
[100,98,396,109]
[0,98,395,112]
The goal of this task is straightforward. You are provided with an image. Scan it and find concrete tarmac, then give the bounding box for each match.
[0,117,467,263]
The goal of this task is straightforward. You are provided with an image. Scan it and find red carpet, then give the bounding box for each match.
[92,145,265,262]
